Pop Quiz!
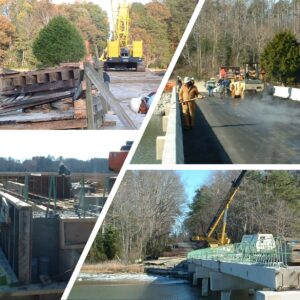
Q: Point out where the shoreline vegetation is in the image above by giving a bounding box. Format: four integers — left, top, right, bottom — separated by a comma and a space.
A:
81, 261, 145, 274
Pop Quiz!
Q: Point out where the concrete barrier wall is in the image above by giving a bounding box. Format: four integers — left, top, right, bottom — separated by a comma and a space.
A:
0, 191, 32, 284
161, 87, 184, 164
290, 88, 300, 101
274, 86, 300, 101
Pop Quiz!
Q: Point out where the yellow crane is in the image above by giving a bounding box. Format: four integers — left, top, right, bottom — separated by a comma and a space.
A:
192, 171, 247, 248
100, 0, 145, 72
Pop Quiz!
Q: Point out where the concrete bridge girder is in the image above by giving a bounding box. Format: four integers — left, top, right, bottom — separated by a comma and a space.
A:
210, 271, 262, 291
189, 259, 300, 300
220, 263, 300, 291
256, 291, 300, 300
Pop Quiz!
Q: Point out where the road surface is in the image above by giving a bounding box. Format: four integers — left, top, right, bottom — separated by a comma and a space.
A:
183, 93, 300, 164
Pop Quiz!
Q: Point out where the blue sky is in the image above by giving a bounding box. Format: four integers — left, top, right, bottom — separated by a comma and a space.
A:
177, 170, 214, 205
171, 170, 215, 232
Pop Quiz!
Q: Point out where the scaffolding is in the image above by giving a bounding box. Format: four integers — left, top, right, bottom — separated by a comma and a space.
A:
188, 237, 288, 268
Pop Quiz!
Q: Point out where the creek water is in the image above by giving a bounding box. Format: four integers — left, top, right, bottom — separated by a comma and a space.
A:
68, 274, 254, 300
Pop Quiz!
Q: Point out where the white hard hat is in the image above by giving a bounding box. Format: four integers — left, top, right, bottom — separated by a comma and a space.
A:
184, 77, 191, 84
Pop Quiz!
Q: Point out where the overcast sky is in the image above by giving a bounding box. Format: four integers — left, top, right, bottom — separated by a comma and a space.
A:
53, 0, 152, 31
0, 131, 136, 161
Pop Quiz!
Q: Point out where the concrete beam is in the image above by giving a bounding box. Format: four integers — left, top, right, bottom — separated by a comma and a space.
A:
221, 291, 231, 300
202, 278, 209, 296
256, 291, 300, 300
201, 259, 220, 271
210, 272, 262, 291
0, 191, 32, 284
156, 136, 165, 161
220, 262, 300, 290
161, 87, 184, 164
162, 115, 169, 132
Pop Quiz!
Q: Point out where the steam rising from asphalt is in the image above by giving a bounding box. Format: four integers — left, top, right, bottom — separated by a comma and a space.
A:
226, 93, 300, 125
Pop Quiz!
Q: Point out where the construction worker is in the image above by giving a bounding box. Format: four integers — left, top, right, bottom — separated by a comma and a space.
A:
206, 78, 216, 97
176, 76, 183, 93
179, 77, 201, 129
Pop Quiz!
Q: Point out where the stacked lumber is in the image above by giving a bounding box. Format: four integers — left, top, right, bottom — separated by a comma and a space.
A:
0, 66, 87, 129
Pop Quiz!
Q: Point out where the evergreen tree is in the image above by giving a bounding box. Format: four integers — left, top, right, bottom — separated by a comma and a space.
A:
103, 225, 122, 260
33, 16, 85, 66
261, 31, 300, 85
86, 233, 107, 263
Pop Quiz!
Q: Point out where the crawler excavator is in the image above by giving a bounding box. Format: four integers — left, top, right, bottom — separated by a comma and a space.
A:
100, 1, 145, 72
191, 170, 247, 248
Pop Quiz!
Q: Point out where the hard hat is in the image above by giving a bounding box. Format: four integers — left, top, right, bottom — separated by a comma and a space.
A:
184, 77, 191, 84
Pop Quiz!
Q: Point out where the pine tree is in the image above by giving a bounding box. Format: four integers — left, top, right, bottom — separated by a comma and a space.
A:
33, 16, 85, 66
261, 31, 300, 85
103, 226, 122, 260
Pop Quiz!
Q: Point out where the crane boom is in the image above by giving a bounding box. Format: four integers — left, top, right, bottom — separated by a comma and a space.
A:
191, 171, 247, 247
101, 0, 145, 71
206, 170, 247, 238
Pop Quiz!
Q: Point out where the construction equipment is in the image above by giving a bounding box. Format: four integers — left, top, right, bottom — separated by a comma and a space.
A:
244, 63, 265, 92
100, 1, 145, 72
229, 63, 264, 98
219, 66, 241, 80
191, 170, 247, 248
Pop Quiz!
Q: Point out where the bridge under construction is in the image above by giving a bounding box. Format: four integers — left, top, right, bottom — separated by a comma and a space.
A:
188, 236, 300, 300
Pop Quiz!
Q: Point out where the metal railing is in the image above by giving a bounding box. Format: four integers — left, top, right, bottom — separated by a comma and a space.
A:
188, 237, 288, 268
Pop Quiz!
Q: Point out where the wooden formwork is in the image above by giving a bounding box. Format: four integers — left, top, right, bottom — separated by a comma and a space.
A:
0, 67, 83, 95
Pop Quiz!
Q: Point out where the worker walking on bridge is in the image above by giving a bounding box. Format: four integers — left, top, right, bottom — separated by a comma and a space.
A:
179, 77, 201, 129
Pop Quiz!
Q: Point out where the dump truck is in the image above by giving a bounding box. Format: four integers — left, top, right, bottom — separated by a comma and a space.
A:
100, 2, 145, 72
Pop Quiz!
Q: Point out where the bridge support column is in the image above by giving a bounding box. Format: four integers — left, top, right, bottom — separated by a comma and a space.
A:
202, 278, 209, 296
192, 265, 210, 287
210, 271, 261, 291
256, 291, 300, 300
221, 290, 231, 300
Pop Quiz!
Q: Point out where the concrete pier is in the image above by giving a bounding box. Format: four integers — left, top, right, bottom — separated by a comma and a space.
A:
188, 258, 300, 299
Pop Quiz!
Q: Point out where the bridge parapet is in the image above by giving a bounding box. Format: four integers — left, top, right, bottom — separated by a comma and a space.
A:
156, 87, 184, 164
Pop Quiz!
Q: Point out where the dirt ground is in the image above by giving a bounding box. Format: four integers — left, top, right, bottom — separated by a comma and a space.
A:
105, 69, 164, 129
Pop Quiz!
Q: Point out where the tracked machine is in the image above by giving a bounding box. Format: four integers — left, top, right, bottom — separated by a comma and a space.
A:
100, 1, 145, 72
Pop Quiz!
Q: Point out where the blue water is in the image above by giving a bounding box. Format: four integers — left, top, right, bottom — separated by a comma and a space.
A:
68, 274, 253, 300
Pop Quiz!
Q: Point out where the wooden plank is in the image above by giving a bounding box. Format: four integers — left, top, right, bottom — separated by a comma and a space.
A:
61, 70, 71, 80
49, 72, 59, 82
37, 73, 49, 83
84, 62, 136, 129
25, 75, 36, 85
1, 78, 81, 96
0, 118, 87, 129
0, 110, 74, 124
13, 76, 25, 86
84, 74, 95, 129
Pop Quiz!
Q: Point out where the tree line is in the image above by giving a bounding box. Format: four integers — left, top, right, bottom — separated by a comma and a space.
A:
185, 171, 300, 243
0, 156, 110, 173
87, 170, 300, 264
175, 0, 300, 84
130, 0, 196, 68
86, 170, 185, 263
0, 0, 196, 69
0, 0, 109, 68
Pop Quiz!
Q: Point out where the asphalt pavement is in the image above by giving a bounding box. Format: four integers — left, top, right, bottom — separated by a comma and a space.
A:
183, 93, 300, 164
